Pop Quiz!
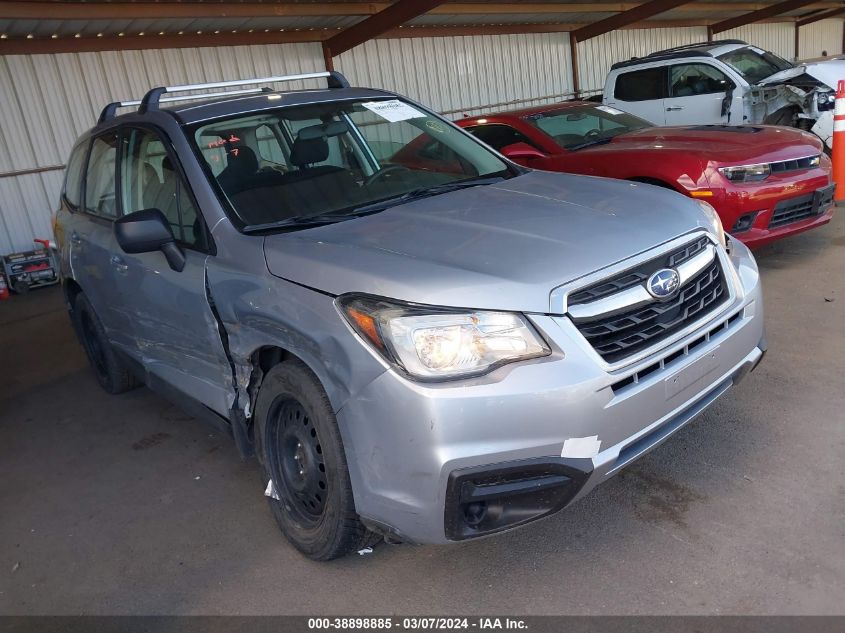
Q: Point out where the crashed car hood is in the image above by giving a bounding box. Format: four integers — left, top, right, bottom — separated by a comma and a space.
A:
757, 60, 845, 89
801, 60, 845, 90
262, 171, 711, 313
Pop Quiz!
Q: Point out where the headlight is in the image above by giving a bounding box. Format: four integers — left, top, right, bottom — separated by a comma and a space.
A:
338, 295, 551, 380
718, 163, 770, 182
696, 199, 726, 248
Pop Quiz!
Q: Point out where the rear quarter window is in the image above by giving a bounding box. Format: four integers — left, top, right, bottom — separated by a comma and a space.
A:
615, 67, 667, 101
63, 141, 88, 208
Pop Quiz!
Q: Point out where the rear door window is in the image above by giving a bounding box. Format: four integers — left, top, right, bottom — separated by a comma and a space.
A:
83, 132, 119, 218
614, 67, 667, 101
63, 141, 88, 209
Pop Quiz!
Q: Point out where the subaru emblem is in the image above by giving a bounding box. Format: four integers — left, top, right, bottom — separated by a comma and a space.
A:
647, 268, 680, 299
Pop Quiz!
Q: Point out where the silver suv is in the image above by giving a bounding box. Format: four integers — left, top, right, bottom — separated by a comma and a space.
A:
56, 72, 766, 560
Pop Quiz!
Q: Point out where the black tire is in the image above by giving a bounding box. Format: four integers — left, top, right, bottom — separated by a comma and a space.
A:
765, 107, 797, 128
12, 279, 29, 294
73, 293, 139, 394
255, 360, 376, 560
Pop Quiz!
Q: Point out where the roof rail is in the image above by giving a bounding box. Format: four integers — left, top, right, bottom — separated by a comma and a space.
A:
645, 39, 747, 57
609, 40, 750, 71
98, 71, 350, 123
98, 87, 272, 124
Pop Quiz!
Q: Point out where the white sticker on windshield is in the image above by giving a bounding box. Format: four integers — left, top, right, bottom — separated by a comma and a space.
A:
362, 100, 426, 122
596, 105, 624, 116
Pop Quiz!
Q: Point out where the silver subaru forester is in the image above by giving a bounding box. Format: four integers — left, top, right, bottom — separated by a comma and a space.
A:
55, 72, 766, 559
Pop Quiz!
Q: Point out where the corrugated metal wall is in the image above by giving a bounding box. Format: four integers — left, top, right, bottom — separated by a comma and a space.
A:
0, 42, 325, 254
335, 33, 573, 118
721, 22, 795, 59
576, 27, 708, 93
799, 19, 844, 60
2, 22, 843, 254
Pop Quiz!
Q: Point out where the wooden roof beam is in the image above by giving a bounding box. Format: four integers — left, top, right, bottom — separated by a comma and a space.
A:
570, 0, 694, 42
0, 29, 327, 56
796, 6, 845, 26
3, 2, 845, 21
710, 0, 820, 34
322, 0, 446, 60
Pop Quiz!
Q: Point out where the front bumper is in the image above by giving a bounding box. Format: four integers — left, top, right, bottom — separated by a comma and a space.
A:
336, 238, 765, 545
707, 168, 834, 249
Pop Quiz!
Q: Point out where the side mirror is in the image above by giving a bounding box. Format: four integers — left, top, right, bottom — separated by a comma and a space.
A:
500, 142, 546, 164
114, 208, 185, 272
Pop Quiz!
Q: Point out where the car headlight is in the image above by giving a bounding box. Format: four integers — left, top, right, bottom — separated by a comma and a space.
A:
338, 295, 551, 380
696, 199, 726, 248
718, 163, 770, 182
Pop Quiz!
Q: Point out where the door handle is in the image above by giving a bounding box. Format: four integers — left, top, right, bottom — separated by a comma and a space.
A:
666, 106, 684, 111
70, 232, 82, 245
110, 255, 128, 273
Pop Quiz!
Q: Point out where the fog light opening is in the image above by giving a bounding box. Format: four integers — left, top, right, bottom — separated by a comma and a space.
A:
463, 501, 488, 527
731, 212, 758, 233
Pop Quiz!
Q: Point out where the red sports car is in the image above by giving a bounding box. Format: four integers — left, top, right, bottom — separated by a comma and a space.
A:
447, 102, 833, 248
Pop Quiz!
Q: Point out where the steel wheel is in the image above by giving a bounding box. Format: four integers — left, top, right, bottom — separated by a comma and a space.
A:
268, 397, 328, 526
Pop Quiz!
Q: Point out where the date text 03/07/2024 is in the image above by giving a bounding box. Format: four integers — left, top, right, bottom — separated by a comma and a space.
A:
307, 617, 528, 630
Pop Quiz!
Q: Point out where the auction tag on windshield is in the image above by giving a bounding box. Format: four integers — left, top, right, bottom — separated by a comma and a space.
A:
596, 105, 624, 116
362, 99, 426, 122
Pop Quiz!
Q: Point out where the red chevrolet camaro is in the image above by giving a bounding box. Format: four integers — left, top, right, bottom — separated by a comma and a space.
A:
439, 102, 834, 248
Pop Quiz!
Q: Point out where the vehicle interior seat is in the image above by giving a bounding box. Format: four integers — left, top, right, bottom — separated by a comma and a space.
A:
217, 145, 260, 195
230, 124, 360, 225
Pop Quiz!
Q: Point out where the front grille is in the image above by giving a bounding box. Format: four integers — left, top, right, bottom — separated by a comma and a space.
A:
568, 237, 729, 364
768, 185, 833, 229
769, 154, 821, 175
569, 236, 709, 305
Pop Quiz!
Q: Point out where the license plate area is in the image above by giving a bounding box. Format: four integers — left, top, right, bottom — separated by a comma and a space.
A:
814, 183, 835, 212
665, 346, 721, 399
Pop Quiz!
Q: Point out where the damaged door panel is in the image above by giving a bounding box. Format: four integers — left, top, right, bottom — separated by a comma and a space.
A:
115, 247, 234, 417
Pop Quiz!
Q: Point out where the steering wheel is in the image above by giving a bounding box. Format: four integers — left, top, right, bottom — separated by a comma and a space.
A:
365, 164, 410, 187
584, 128, 602, 139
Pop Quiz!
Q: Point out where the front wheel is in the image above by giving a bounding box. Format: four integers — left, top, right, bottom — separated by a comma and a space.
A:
255, 360, 377, 560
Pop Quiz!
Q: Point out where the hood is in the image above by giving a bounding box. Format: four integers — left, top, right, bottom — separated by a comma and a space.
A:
802, 59, 845, 90
596, 125, 824, 164
262, 171, 711, 313
757, 61, 843, 90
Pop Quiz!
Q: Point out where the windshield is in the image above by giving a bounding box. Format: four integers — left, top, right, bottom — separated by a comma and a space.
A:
524, 105, 652, 149
717, 46, 794, 84
191, 98, 512, 229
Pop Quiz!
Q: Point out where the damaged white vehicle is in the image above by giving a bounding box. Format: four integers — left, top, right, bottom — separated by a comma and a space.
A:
603, 39, 840, 150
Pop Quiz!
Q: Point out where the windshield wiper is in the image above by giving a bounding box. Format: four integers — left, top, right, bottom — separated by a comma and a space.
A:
346, 176, 505, 215
242, 214, 355, 234
567, 137, 615, 152
241, 176, 504, 234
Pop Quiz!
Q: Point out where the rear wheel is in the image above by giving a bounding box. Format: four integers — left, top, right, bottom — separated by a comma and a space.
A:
255, 360, 376, 560
73, 293, 139, 394
764, 106, 797, 128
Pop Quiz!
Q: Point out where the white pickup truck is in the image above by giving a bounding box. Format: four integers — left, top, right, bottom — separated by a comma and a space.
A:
602, 39, 843, 150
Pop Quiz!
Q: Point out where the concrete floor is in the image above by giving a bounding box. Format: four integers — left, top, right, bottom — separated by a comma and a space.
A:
1, 219, 843, 616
